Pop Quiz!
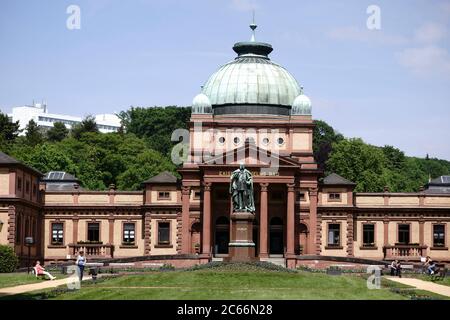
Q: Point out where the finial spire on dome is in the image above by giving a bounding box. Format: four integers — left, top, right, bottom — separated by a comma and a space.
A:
250, 10, 257, 42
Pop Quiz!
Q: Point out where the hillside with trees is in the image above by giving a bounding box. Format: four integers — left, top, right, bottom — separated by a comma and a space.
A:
0, 108, 449, 192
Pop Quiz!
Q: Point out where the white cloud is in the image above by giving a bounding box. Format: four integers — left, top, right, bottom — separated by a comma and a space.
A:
396, 45, 450, 76
414, 22, 446, 43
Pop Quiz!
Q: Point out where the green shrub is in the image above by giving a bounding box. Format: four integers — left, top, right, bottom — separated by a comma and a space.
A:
0, 245, 19, 273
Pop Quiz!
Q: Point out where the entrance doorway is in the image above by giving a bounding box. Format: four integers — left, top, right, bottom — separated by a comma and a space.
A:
214, 216, 229, 255
269, 217, 284, 255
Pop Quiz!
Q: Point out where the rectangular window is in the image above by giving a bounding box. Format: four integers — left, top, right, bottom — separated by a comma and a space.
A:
87, 223, 100, 242
17, 177, 22, 191
433, 225, 445, 247
362, 224, 375, 247
123, 223, 136, 244
25, 181, 30, 194
398, 224, 410, 244
158, 191, 171, 200
194, 191, 201, 200
51, 223, 64, 245
32, 184, 37, 196
158, 222, 170, 245
327, 224, 341, 246
328, 193, 341, 201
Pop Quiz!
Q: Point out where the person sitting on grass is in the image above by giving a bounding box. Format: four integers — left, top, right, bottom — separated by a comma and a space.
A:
34, 261, 56, 280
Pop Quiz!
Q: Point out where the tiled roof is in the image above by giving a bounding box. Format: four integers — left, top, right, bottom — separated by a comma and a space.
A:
323, 173, 356, 186
143, 171, 178, 184
0, 151, 43, 176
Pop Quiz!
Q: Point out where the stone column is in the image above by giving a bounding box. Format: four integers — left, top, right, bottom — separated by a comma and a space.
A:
201, 182, 212, 257
181, 186, 191, 254
108, 214, 114, 245
383, 218, 389, 246
259, 183, 269, 258
308, 187, 318, 254
144, 212, 151, 255
346, 212, 354, 257
286, 183, 295, 255
72, 215, 79, 244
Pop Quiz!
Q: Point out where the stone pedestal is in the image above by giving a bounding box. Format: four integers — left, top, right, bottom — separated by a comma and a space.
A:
226, 211, 256, 262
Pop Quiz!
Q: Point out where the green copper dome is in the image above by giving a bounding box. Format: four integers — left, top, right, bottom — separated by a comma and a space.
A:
201, 24, 301, 116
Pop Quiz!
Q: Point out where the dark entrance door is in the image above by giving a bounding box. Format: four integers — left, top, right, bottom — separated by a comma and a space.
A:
215, 216, 229, 254
269, 217, 284, 254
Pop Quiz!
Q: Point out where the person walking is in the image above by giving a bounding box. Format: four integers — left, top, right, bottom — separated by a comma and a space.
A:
76, 250, 86, 281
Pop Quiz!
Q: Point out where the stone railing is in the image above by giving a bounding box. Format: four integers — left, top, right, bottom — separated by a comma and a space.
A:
68, 243, 114, 259
383, 244, 427, 261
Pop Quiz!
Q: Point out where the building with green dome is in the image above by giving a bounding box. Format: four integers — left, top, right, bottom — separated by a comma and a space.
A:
0, 23, 449, 270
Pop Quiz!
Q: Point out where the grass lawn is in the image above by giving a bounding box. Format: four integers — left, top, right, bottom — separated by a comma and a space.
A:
1, 262, 433, 300
0, 269, 67, 289
0, 273, 44, 289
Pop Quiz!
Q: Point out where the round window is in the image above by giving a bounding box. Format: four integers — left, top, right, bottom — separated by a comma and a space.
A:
277, 137, 284, 145
262, 137, 269, 145
233, 137, 240, 144
218, 137, 225, 144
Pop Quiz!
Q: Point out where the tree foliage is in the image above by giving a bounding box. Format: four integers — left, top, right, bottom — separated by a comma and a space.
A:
0, 245, 18, 273
0, 112, 20, 152
119, 106, 191, 156
25, 119, 44, 146
313, 120, 344, 170
71, 115, 99, 139
47, 122, 69, 142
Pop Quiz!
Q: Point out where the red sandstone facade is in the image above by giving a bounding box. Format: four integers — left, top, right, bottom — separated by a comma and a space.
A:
1, 111, 450, 269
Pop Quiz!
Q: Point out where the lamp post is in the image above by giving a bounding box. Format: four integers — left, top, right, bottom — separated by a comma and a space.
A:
25, 237, 34, 274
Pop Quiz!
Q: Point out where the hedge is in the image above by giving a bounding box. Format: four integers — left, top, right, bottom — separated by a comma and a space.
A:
0, 245, 19, 273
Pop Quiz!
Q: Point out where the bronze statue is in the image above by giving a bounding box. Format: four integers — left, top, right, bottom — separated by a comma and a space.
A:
230, 163, 255, 213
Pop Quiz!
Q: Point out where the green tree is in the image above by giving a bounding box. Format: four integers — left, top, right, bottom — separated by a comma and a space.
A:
0, 112, 21, 152
313, 120, 344, 170
0, 245, 19, 273
71, 115, 99, 139
12, 143, 77, 174
382, 145, 406, 171
326, 138, 388, 192
117, 149, 176, 190
24, 119, 44, 146
119, 106, 191, 156
47, 122, 69, 142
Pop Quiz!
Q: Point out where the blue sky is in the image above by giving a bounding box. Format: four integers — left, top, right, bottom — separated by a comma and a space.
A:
1, 0, 449, 160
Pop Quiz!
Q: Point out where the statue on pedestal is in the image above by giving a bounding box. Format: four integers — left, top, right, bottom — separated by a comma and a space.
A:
229, 163, 255, 213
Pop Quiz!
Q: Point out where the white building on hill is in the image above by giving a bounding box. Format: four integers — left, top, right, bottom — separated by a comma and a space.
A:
8, 102, 121, 134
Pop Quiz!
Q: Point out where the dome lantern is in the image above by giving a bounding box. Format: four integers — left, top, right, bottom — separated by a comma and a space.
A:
291, 87, 312, 115
192, 88, 212, 114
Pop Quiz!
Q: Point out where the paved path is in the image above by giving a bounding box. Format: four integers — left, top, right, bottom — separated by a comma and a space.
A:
0, 276, 92, 297
385, 276, 450, 298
